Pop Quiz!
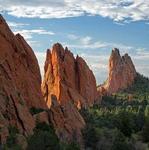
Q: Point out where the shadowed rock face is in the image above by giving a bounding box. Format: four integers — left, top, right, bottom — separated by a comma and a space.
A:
42, 43, 99, 145
99, 48, 137, 95
42, 43, 98, 109
0, 15, 47, 143
49, 95, 85, 146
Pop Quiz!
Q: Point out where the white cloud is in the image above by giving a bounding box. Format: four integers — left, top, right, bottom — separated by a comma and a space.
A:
66, 34, 107, 49
27, 40, 41, 47
7, 21, 29, 27
65, 34, 134, 51
14, 29, 54, 39
67, 34, 79, 40
0, 0, 149, 22
80, 36, 92, 45
113, 22, 125, 26
7, 21, 55, 47
65, 42, 107, 49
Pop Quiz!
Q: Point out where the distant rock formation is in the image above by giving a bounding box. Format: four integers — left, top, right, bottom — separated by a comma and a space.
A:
0, 15, 47, 143
41, 43, 99, 144
98, 48, 137, 95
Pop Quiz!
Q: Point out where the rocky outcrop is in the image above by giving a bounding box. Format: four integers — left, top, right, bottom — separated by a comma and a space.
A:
33, 111, 49, 125
99, 48, 137, 95
42, 43, 98, 144
42, 43, 97, 109
0, 15, 47, 143
49, 95, 85, 145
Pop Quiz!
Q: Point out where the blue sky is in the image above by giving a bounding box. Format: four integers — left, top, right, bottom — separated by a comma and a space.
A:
0, 0, 149, 84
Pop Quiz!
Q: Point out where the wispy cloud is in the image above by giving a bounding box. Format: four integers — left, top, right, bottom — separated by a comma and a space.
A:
27, 40, 41, 47
80, 36, 92, 45
65, 34, 134, 51
0, 0, 149, 23
7, 21, 29, 27
13, 29, 55, 47
113, 22, 125, 26
14, 29, 54, 39
67, 34, 79, 40
7, 21, 55, 47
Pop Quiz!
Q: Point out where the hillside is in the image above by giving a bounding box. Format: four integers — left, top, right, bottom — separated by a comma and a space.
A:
81, 73, 149, 150
122, 73, 149, 100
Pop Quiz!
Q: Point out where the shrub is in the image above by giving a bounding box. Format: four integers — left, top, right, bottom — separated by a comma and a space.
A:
27, 122, 60, 150
30, 107, 45, 115
60, 142, 80, 150
3, 126, 21, 150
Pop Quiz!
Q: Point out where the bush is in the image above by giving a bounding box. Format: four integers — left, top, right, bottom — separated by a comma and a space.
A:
3, 126, 21, 150
111, 131, 135, 150
142, 118, 149, 142
30, 107, 45, 115
27, 122, 80, 150
83, 125, 99, 149
60, 142, 80, 150
27, 122, 60, 150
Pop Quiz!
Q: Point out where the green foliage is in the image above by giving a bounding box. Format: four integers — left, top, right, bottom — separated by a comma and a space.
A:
27, 122, 60, 150
81, 74, 149, 150
30, 107, 45, 115
83, 125, 99, 149
60, 142, 80, 150
111, 131, 135, 150
3, 126, 21, 150
27, 122, 80, 150
142, 118, 149, 142
122, 73, 149, 101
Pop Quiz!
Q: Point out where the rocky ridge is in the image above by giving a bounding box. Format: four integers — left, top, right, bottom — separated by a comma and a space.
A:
0, 14, 47, 144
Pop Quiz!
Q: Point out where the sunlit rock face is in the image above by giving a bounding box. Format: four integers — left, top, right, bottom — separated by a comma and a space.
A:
42, 43, 98, 109
0, 15, 47, 143
42, 43, 100, 145
98, 48, 137, 95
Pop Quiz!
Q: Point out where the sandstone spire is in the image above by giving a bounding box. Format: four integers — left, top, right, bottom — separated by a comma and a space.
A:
99, 48, 137, 95
42, 43, 98, 109
41, 43, 99, 144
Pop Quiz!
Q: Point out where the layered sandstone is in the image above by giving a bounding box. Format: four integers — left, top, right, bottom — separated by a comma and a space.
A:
99, 48, 137, 95
0, 15, 47, 143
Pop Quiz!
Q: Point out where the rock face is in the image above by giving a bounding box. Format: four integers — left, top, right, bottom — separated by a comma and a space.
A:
42, 43, 97, 109
42, 43, 98, 144
0, 15, 47, 143
99, 48, 137, 95
49, 95, 85, 145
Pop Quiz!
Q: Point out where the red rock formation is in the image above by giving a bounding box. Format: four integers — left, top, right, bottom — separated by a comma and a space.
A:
99, 48, 137, 95
0, 15, 47, 143
42, 43, 98, 109
49, 95, 85, 145
34, 111, 49, 125
42, 43, 99, 145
